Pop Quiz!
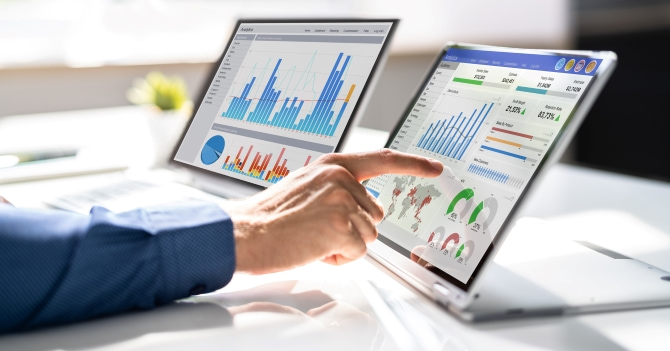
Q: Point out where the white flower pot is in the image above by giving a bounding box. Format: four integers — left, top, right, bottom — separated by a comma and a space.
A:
145, 108, 189, 168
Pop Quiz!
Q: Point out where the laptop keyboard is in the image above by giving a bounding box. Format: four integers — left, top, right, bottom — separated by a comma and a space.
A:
60, 180, 157, 204
45, 179, 223, 214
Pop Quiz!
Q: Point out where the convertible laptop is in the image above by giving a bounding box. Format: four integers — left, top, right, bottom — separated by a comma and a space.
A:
46, 18, 398, 212
365, 42, 670, 320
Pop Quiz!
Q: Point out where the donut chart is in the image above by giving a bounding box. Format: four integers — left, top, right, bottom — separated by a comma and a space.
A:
201, 135, 225, 165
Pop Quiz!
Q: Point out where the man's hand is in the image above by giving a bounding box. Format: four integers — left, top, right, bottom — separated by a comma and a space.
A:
223, 149, 443, 274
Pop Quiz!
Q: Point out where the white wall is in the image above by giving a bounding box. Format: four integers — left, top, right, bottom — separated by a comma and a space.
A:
0, 0, 574, 133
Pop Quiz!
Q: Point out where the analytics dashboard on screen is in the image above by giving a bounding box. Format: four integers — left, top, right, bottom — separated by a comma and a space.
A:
174, 20, 395, 187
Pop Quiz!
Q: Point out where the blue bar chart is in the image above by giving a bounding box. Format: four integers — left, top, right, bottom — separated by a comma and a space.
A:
221, 53, 356, 137
416, 102, 493, 160
222, 76, 257, 121
466, 163, 524, 188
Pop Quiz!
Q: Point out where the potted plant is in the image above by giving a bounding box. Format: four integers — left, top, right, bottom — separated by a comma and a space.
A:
126, 71, 193, 167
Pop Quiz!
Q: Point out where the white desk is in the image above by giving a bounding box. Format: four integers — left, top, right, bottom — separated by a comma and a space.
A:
1, 107, 670, 350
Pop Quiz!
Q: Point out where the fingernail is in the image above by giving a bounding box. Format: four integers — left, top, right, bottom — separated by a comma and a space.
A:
428, 159, 443, 171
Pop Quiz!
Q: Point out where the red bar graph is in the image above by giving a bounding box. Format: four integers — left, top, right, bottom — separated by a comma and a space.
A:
221, 144, 313, 184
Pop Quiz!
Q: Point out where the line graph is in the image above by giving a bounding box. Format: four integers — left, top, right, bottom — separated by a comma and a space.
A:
416, 102, 493, 160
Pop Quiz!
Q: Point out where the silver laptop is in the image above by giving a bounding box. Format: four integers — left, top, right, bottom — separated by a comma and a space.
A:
364, 42, 670, 320
46, 18, 398, 212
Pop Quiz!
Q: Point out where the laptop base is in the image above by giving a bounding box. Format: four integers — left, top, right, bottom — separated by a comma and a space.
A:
453, 218, 670, 322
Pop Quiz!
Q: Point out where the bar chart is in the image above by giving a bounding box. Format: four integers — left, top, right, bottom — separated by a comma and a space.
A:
466, 163, 524, 188
221, 144, 313, 184
478, 125, 557, 165
415, 102, 494, 161
221, 52, 357, 137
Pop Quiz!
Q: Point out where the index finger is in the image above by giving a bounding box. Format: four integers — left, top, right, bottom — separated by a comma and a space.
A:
325, 149, 443, 181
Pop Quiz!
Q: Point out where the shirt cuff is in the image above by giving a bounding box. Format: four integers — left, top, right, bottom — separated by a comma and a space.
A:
148, 201, 236, 302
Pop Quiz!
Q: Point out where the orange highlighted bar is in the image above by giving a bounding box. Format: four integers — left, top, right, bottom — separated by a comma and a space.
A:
266, 148, 287, 180
234, 146, 244, 170
280, 159, 288, 177
486, 136, 521, 148
249, 153, 261, 171
260, 154, 271, 171
491, 127, 533, 140
344, 84, 356, 103
273, 148, 286, 170
241, 145, 254, 170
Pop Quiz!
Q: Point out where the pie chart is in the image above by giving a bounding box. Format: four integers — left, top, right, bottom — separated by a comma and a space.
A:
200, 135, 225, 165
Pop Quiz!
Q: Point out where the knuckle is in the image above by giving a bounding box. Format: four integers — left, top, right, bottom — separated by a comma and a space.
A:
377, 148, 395, 157
372, 196, 384, 213
327, 187, 356, 204
350, 240, 368, 257
320, 164, 353, 182
359, 214, 378, 239
365, 189, 384, 211
375, 148, 397, 172
327, 210, 351, 232
317, 153, 343, 165
376, 148, 396, 162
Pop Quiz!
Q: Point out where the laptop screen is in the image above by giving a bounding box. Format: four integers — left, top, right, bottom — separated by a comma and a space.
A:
173, 19, 396, 188
365, 44, 612, 289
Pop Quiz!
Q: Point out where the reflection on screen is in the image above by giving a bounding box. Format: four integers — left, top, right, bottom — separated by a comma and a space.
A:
366, 48, 601, 284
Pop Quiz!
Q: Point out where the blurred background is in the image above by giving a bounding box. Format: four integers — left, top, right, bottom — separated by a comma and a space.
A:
1, 0, 668, 180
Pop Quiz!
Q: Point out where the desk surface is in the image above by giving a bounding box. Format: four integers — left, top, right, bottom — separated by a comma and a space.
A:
1, 107, 670, 350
